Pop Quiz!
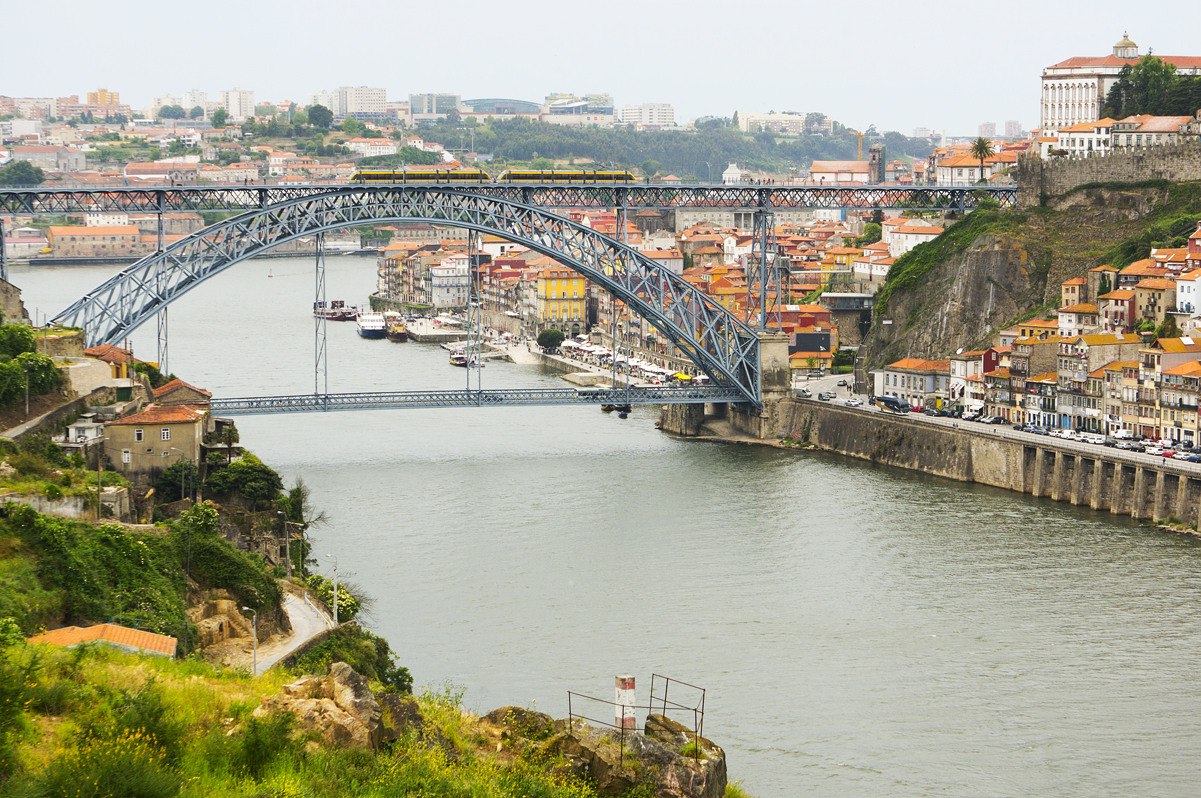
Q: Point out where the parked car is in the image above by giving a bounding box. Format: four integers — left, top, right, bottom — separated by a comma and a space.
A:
1112, 429, 1134, 440
987, 416, 1005, 425
1145, 446, 1165, 456
1116, 441, 1138, 450
837, 379, 849, 387
1182, 453, 1201, 463
844, 398, 864, 407
1083, 434, 1106, 445
798, 388, 812, 398
962, 411, 981, 422
817, 391, 835, 401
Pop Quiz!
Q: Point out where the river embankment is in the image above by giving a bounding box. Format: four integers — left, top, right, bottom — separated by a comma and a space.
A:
680, 398, 1201, 531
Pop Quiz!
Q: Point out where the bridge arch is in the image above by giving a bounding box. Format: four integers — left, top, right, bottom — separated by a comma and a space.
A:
52, 187, 762, 403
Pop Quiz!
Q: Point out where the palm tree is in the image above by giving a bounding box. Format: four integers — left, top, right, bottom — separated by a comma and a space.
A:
970, 137, 995, 184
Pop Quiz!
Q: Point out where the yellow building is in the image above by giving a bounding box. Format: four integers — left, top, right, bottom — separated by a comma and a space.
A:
535, 266, 587, 334
87, 88, 120, 106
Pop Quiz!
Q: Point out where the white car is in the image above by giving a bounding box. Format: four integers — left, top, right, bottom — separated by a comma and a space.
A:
843, 398, 864, 407
1145, 446, 1165, 456
1083, 434, 1106, 445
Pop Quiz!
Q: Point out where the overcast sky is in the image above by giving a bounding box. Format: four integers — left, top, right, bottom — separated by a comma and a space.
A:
5, 0, 1197, 134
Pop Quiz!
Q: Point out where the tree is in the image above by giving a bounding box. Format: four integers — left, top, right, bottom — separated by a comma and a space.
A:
1098, 273, 1112, 297
157, 104, 186, 119
856, 222, 882, 246
537, 328, 565, 351
188, 105, 204, 119
307, 103, 333, 130
1155, 315, 1181, 339
0, 160, 45, 186
970, 137, 994, 184
445, 107, 461, 124
220, 424, 240, 464
210, 108, 229, 127
155, 459, 198, 503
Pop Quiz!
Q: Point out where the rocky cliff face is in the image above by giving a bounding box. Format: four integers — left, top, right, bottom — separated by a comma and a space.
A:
862, 182, 1201, 367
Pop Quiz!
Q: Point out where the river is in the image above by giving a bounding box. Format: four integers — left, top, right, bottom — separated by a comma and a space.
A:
12, 256, 1201, 797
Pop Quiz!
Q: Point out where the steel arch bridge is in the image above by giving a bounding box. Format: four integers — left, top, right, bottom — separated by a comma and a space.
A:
50, 187, 764, 404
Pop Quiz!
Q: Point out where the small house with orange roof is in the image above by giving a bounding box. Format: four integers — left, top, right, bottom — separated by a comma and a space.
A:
1134, 278, 1177, 324
103, 403, 208, 479
1061, 277, 1088, 308
28, 623, 177, 658
1097, 289, 1136, 332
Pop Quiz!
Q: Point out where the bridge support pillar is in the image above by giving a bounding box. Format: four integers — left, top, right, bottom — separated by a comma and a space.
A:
727, 332, 792, 440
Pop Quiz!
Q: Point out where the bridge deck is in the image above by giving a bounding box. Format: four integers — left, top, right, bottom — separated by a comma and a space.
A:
0, 182, 1017, 214
210, 385, 745, 415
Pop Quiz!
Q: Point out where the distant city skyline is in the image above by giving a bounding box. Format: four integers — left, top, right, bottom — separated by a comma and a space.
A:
5, 0, 1199, 135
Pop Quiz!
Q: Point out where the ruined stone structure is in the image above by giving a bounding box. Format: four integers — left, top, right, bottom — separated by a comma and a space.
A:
1016, 142, 1201, 205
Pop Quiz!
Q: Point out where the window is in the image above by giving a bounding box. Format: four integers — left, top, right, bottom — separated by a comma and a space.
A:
134, 428, 143, 442
121, 449, 130, 464
161, 428, 171, 441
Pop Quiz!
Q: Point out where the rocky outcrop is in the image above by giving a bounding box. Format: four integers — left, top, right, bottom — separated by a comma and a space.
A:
254, 662, 422, 750
532, 714, 726, 798
863, 183, 1199, 367
188, 590, 252, 648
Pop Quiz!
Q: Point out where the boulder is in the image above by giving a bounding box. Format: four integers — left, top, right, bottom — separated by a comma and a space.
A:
254, 661, 384, 750
483, 705, 555, 741
540, 715, 726, 798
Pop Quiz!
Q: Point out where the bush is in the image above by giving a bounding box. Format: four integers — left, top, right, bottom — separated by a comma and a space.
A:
204, 453, 283, 507
226, 711, 296, 780
173, 504, 280, 612
288, 623, 412, 694
304, 573, 359, 621
34, 731, 181, 798
44, 484, 62, 501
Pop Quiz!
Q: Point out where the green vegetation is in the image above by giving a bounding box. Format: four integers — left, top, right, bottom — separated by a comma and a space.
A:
204, 452, 284, 509
0, 434, 129, 500
157, 104, 187, 120
537, 328, 566, 350
287, 623, 411, 693
0, 161, 44, 186
1103, 55, 1201, 118
875, 206, 1028, 313
307, 103, 333, 131
724, 782, 754, 798
970, 137, 994, 184
210, 108, 229, 127
304, 573, 360, 621
0, 502, 279, 651
854, 222, 881, 247
0, 642, 601, 797
359, 147, 442, 168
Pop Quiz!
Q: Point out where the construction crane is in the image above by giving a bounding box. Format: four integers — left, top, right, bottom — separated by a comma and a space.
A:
847, 129, 864, 160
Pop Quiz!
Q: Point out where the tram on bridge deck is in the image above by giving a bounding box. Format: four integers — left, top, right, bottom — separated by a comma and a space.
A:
350, 168, 637, 184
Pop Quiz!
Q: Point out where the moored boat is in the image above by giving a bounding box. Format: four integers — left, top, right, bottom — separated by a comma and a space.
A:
314, 299, 357, 321
383, 311, 408, 342
356, 312, 387, 339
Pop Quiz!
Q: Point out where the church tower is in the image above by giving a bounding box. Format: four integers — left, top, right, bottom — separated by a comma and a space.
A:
1113, 32, 1139, 60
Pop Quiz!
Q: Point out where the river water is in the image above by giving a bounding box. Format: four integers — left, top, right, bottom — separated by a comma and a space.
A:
12, 256, 1201, 797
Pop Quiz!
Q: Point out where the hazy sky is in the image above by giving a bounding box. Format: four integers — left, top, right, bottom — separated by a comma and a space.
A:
5, 0, 1198, 134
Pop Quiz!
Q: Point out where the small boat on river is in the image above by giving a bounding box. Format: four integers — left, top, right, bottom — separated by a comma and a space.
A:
384, 312, 408, 342
356, 312, 387, 339
314, 299, 357, 321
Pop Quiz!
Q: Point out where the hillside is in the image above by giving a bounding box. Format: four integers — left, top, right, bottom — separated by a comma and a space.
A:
862, 180, 1201, 367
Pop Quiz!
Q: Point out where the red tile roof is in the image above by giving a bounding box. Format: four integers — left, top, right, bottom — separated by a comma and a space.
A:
107, 404, 206, 426
27, 623, 177, 657
151, 378, 212, 400
84, 344, 134, 364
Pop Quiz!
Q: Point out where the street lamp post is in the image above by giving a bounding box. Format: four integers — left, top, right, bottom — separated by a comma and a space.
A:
21, 360, 30, 419
325, 554, 339, 624
241, 606, 258, 675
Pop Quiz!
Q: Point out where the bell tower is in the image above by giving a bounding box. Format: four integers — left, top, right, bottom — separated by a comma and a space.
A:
1113, 32, 1139, 60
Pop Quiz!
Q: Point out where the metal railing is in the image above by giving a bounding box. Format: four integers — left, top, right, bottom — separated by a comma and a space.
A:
210, 385, 745, 415
566, 674, 707, 766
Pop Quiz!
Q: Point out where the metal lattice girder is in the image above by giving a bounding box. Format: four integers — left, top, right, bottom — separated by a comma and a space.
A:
51, 188, 764, 404
0, 183, 1018, 215
211, 385, 746, 415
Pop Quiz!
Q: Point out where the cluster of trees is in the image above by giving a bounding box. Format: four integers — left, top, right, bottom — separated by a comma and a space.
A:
0, 161, 44, 186
359, 146, 441, 168
407, 117, 932, 179
0, 324, 59, 406
1103, 55, 1201, 119
157, 105, 205, 120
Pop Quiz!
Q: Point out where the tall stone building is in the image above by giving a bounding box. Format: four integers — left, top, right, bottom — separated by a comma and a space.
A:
1040, 33, 1201, 134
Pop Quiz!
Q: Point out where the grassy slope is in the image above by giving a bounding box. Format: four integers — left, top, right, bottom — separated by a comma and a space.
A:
0, 644, 600, 798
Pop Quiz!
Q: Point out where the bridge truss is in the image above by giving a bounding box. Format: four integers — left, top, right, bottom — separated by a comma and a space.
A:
0, 182, 1017, 216
211, 385, 744, 415
49, 187, 764, 404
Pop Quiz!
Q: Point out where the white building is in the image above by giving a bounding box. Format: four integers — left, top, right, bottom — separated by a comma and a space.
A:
430, 256, 470, 310
621, 103, 675, 128
345, 138, 398, 157
809, 160, 870, 184
84, 212, 130, 227
219, 88, 256, 121
312, 86, 387, 119
887, 223, 944, 257
1177, 271, 1201, 314
1055, 118, 1116, 157
721, 163, 743, 185
1040, 33, 1201, 134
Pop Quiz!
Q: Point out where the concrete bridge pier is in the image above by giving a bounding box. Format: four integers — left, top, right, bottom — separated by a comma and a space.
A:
727, 332, 793, 439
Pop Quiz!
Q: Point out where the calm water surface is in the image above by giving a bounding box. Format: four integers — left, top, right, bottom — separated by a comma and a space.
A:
13, 257, 1201, 797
